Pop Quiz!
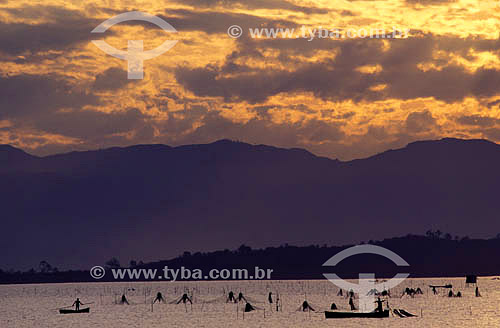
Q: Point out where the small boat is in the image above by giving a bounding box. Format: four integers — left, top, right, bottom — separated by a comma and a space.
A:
59, 308, 90, 314
325, 310, 389, 319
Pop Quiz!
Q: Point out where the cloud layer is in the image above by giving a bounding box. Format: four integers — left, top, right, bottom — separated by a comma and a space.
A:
0, 0, 499, 159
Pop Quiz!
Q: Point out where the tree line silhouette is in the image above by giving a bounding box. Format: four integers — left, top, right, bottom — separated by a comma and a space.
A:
2, 231, 500, 284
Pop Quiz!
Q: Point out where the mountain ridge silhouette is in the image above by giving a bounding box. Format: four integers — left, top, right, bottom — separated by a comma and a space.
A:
1, 138, 500, 270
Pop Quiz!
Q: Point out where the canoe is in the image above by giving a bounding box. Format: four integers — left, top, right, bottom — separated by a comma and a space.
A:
325, 310, 389, 319
59, 308, 90, 314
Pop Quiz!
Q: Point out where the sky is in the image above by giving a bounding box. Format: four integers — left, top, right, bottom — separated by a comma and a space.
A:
0, 0, 499, 160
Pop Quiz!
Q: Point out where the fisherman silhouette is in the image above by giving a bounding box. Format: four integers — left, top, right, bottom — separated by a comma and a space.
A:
268, 292, 273, 304
403, 287, 418, 297
302, 300, 314, 312
337, 289, 343, 297
476, 286, 481, 297
154, 292, 165, 304
349, 289, 355, 298
331, 302, 338, 310
432, 286, 437, 295
374, 297, 384, 312
238, 292, 247, 303
456, 291, 462, 297
72, 298, 83, 311
227, 291, 236, 303
349, 297, 356, 311
177, 293, 192, 304
120, 294, 129, 305
448, 290, 454, 297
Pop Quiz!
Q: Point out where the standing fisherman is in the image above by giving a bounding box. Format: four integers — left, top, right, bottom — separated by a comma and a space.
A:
374, 297, 385, 312
154, 292, 165, 303
177, 293, 193, 304
120, 294, 130, 305
349, 296, 356, 311
227, 291, 236, 303
72, 298, 84, 311
301, 300, 314, 312
238, 292, 247, 303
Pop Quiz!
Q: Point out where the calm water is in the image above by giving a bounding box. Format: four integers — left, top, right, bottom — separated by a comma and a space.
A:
0, 277, 496, 327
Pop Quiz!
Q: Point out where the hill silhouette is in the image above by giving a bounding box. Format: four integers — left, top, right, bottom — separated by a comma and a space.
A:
2, 232, 500, 283
1, 138, 500, 270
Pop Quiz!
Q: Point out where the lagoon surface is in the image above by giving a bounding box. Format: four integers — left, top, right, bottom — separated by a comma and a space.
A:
0, 278, 497, 327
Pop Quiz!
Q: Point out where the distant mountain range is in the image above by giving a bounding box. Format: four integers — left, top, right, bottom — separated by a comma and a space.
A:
1, 138, 500, 270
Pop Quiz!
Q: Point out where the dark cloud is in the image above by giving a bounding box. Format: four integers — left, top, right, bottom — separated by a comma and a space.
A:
385, 66, 498, 102
304, 119, 345, 142
92, 67, 132, 91
484, 128, 500, 141
340, 10, 356, 16
406, 111, 437, 133
160, 9, 299, 35
175, 34, 500, 104
0, 6, 100, 56
0, 74, 98, 120
487, 99, 500, 108
31, 108, 147, 140
171, 0, 328, 14
456, 115, 500, 128
405, 0, 457, 4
